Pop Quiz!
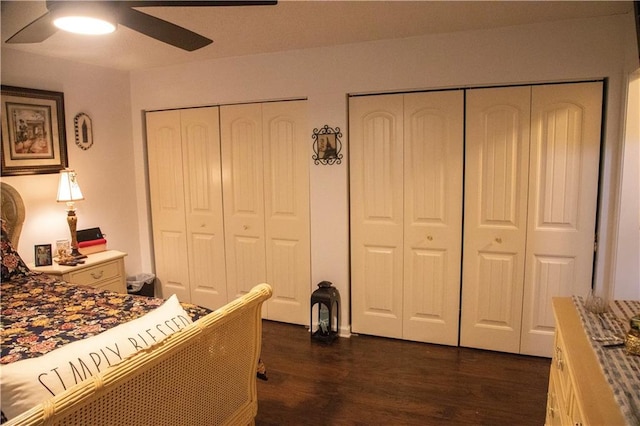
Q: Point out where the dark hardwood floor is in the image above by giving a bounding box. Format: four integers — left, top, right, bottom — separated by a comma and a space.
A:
256, 320, 551, 425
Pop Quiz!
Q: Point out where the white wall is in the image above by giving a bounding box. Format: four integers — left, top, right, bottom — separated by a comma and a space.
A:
614, 69, 640, 300
129, 13, 639, 330
1, 49, 142, 275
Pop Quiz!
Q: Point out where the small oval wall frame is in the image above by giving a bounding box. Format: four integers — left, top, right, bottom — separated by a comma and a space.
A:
74, 112, 93, 150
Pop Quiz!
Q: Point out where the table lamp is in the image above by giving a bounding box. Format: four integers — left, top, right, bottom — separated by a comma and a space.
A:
56, 169, 86, 259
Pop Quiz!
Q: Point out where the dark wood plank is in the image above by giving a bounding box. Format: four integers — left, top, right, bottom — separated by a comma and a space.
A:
257, 320, 550, 425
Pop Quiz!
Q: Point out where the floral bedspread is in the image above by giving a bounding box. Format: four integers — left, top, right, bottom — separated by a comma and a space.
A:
1, 272, 211, 365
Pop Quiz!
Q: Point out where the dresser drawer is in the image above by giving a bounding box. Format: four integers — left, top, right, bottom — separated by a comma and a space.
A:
552, 328, 571, 407
546, 368, 564, 426
67, 259, 120, 286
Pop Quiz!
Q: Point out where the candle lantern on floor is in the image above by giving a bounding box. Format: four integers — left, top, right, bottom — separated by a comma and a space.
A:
310, 281, 340, 343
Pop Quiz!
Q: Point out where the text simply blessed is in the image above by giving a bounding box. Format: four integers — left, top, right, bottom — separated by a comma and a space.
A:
37, 314, 190, 395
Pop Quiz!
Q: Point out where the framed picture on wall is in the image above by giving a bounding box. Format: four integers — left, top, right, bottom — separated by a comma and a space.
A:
1, 85, 68, 176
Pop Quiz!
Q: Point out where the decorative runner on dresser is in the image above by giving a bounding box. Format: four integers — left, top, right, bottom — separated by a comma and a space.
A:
573, 296, 640, 426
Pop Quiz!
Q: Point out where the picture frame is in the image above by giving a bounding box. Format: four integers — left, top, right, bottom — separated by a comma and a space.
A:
34, 244, 53, 267
1, 85, 68, 176
312, 125, 343, 165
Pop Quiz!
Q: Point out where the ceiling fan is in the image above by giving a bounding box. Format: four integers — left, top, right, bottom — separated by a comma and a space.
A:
5, 0, 277, 52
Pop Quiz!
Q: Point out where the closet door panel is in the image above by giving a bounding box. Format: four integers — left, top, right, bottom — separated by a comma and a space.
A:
461, 86, 531, 353
520, 82, 603, 356
221, 103, 267, 299
350, 94, 404, 338
181, 107, 227, 309
403, 90, 463, 345
146, 110, 190, 302
262, 101, 310, 325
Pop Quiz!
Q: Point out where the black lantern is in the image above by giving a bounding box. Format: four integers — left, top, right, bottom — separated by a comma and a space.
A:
310, 281, 340, 343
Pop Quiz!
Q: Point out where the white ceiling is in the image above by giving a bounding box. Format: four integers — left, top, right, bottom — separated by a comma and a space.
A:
1, 0, 634, 72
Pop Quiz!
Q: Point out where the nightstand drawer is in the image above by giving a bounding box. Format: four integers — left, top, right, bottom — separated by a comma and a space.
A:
68, 259, 120, 286
94, 278, 126, 293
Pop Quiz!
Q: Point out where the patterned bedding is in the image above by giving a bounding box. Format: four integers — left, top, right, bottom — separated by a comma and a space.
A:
1, 272, 212, 365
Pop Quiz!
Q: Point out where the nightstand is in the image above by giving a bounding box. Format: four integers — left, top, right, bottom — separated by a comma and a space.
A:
29, 250, 128, 293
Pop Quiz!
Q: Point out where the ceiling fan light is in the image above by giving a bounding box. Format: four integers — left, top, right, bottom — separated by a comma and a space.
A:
50, 1, 118, 36
53, 16, 116, 35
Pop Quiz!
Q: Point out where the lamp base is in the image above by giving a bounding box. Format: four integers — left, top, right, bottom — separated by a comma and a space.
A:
70, 248, 87, 259
69, 247, 87, 259
64, 206, 87, 260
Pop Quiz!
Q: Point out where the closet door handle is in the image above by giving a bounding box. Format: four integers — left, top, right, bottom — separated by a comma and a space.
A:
495, 237, 502, 244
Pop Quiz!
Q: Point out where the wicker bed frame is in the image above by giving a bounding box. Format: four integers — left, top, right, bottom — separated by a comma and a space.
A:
1, 183, 272, 425
5, 283, 272, 426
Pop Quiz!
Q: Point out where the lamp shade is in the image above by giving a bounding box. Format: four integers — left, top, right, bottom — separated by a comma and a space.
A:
57, 169, 84, 202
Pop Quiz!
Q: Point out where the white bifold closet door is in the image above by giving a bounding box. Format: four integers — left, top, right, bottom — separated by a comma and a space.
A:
220, 100, 310, 325
461, 82, 603, 356
461, 87, 532, 354
521, 82, 603, 356
146, 107, 227, 310
350, 91, 464, 345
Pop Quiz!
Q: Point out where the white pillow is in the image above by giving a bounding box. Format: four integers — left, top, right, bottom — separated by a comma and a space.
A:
0, 294, 192, 421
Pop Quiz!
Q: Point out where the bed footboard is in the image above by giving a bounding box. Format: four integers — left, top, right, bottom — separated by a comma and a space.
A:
6, 284, 273, 426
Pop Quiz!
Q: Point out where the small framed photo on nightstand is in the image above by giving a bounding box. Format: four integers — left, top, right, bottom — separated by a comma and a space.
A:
35, 244, 52, 266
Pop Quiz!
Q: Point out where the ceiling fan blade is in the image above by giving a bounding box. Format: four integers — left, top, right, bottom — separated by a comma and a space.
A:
5, 11, 57, 44
123, 1, 277, 7
118, 7, 212, 51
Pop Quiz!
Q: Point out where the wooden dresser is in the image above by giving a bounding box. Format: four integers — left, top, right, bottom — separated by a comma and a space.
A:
546, 298, 627, 426
29, 250, 127, 294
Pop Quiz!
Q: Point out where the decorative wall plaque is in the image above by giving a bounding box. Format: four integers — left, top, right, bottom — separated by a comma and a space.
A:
74, 112, 93, 150
312, 125, 343, 165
